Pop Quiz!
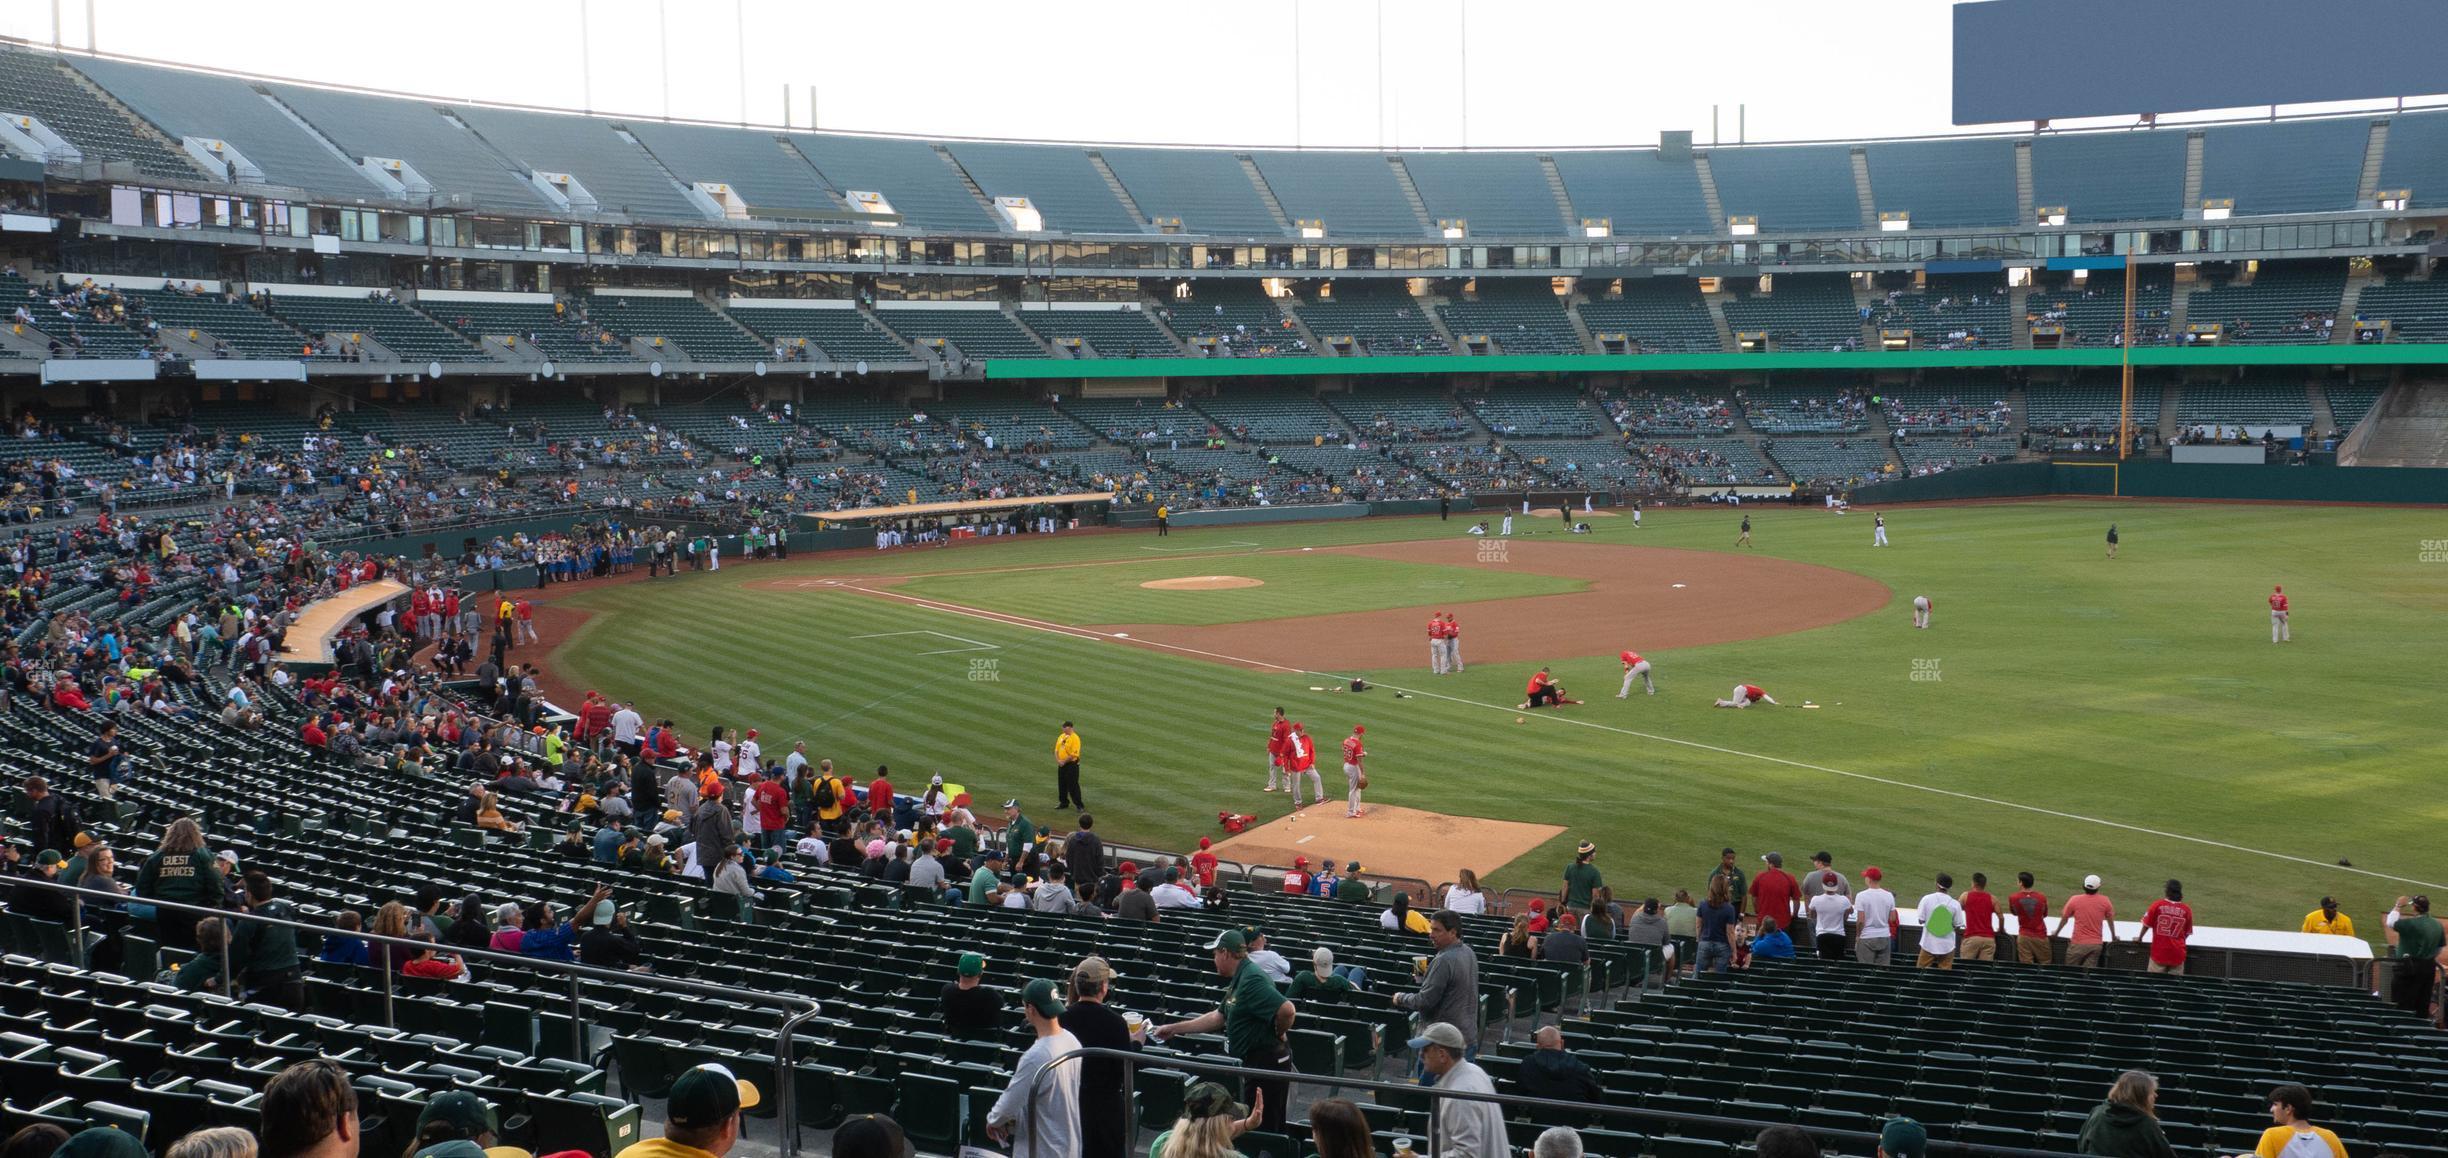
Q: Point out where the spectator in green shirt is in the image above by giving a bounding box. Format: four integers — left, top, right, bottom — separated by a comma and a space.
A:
1707, 847, 1748, 920
1289, 946, 1360, 1000
1002, 800, 1035, 862
970, 850, 1008, 905
1561, 840, 1604, 910
2391, 895, 2443, 1019
1149, 930, 1294, 1133
1334, 862, 1373, 903
177, 917, 229, 993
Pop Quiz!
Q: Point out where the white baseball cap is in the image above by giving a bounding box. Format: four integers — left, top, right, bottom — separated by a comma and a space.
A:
2083, 874, 2102, 889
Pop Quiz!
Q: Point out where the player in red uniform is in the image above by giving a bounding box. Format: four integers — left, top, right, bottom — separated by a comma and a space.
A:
1263, 707, 1292, 793
1520, 667, 1580, 710
1714, 684, 1780, 709
1442, 613, 1464, 672
1285, 723, 1322, 808
2268, 584, 2290, 643
1617, 650, 1654, 697
1427, 612, 1448, 675
1340, 725, 1368, 817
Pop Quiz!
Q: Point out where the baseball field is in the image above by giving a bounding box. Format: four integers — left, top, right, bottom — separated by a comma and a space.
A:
532, 499, 2448, 940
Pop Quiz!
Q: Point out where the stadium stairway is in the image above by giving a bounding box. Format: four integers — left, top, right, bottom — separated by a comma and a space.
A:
2157, 382, 2185, 443
2342, 384, 2448, 466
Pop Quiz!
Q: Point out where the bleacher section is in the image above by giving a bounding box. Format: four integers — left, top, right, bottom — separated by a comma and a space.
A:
1504, 440, 1668, 492
1245, 152, 1423, 237
1056, 398, 1214, 445
1467, 386, 1606, 437
622, 122, 840, 216
1387, 442, 1543, 491
1894, 433, 2019, 473
2177, 379, 2317, 427
723, 303, 916, 364
3, 276, 150, 359
1150, 447, 1325, 503
1161, 283, 1308, 356
2027, 271, 2177, 347
2185, 263, 2346, 345
1877, 385, 2013, 434
68, 55, 377, 199
926, 395, 1098, 451
265, 294, 484, 362
2324, 384, 2384, 430
2024, 381, 2165, 433
1578, 282, 1723, 354
1547, 150, 1716, 234
1191, 388, 1346, 444
2348, 277, 2448, 343
1266, 445, 1440, 500
795, 133, 1001, 234
1630, 437, 1779, 486
1017, 309, 1180, 358
1297, 285, 1450, 356
1705, 145, 1862, 232
945, 142, 1142, 234
1099, 148, 1284, 235
2200, 120, 2369, 216
1863, 138, 2018, 229
2375, 110, 2448, 211
1601, 389, 1735, 436
1438, 283, 1582, 355
1762, 437, 1892, 487
1322, 385, 1474, 443
1742, 386, 1869, 434
431, 299, 629, 363
2030, 130, 2189, 224
1867, 275, 2011, 350
587, 294, 768, 362
266, 83, 554, 214
0, 47, 201, 180
450, 105, 708, 221
1720, 276, 1863, 351
875, 307, 1047, 360
124, 288, 323, 360
1401, 152, 1568, 236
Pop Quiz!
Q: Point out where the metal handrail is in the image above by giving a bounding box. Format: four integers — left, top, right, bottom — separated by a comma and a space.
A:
1027, 1045, 2073, 1158
9, 876, 825, 1156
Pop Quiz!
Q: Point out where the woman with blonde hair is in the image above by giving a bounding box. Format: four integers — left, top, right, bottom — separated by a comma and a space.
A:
1153, 1081, 1263, 1158
369, 901, 415, 972
165, 1126, 257, 1158
1443, 868, 1488, 915
1498, 913, 1539, 958
137, 816, 223, 949
474, 792, 520, 832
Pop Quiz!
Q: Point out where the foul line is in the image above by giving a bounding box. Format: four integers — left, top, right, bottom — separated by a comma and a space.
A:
1136, 539, 1261, 553
849, 629, 1001, 655
831, 581, 2445, 892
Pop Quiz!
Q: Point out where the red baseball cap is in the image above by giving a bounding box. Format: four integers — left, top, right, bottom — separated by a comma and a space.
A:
1293, 856, 1309, 867
1353, 725, 1365, 734
1862, 866, 1883, 881
1198, 836, 1212, 849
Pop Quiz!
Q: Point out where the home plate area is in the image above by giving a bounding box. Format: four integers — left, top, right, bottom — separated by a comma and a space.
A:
1207, 804, 1563, 887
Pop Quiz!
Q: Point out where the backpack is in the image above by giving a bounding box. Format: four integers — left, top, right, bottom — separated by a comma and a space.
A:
813, 777, 837, 809
1926, 900, 1957, 939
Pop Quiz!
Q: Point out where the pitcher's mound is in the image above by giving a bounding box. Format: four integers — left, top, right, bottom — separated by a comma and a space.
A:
1208, 804, 1563, 885
1140, 575, 1264, 590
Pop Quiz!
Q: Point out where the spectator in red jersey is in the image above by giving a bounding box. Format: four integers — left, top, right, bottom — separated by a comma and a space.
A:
1281, 856, 1311, 895
751, 772, 789, 849
2140, 879, 2194, 975
2007, 872, 2052, 964
1959, 872, 2002, 961
2053, 874, 2120, 968
1748, 852, 1801, 933
1190, 837, 1220, 889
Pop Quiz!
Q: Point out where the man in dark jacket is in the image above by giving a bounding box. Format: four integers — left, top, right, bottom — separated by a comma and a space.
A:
1515, 1026, 1603, 1103
231, 871, 304, 1009
1065, 814, 1104, 893
24, 776, 78, 856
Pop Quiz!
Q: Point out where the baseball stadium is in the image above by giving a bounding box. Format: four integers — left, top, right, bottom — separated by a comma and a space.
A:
1, 3, 2445, 1158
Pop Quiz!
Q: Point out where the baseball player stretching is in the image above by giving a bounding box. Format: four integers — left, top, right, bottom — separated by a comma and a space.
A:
2269, 585, 2290, 643
1714, 684, 1780, 708
1342, 725, 1368, 817
1873, 514, 1889, 547
1618, 649, 1655, 697
1285, 723, 1323, 808
1443, 613, 1464, 672
1912, 595, 1932, 629
1427, 612, 1448, 675
1263, 707, 1292, 792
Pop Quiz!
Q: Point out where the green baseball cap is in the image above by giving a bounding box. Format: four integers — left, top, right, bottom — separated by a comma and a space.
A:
957, 952, 985, 977
667, 1064, 760, 1129
415, 1091, 500, 1139
1880, 1118, 1929, 1158
1022, 978, 1066, 1018
1204, 929, 1245, 953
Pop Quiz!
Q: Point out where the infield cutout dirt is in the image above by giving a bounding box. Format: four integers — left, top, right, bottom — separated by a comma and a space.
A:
1088, 538, 1890, 670
1208, 804, 1563, 888
1139, 575, 1264, 591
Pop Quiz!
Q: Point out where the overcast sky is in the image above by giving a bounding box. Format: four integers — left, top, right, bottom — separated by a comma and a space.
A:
3, 0, 2425, 148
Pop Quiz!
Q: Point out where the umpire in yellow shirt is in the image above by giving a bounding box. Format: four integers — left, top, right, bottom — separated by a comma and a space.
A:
1054, 721, 1085, 810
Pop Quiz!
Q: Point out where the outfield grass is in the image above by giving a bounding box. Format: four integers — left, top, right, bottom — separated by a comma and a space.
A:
894, 551, 1585, 626
547, 501, 2448, 941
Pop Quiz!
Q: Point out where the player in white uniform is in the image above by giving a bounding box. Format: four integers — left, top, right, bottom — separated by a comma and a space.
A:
1912, 595, 1932, 629
1500, 513, 1514, 536
1617, 649, 1655, 697
1873, 514, 1889, 547
1631, 502, 1642, 528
